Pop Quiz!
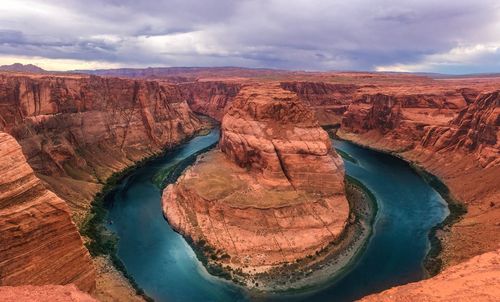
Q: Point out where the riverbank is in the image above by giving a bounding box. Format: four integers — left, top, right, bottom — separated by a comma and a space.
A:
410, 166, 467, 276
334, 131, 467, 277
177, 170, 378, 293
244, 175, 377, 293
96, 131, 452, 301
80, 123, 215, 302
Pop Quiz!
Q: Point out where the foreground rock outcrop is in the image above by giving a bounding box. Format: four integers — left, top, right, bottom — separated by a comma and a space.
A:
0, 132, 95, 291
359, 249, 500, 302
0, 284, 97, 302
163, 84, 349, 275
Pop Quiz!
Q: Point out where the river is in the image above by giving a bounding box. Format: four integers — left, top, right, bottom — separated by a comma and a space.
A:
105, 128, 448, 302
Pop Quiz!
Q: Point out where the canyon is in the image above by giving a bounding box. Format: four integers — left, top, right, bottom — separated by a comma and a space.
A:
338, 88, 500, 270
162, 84, 353, 286
0, 68, 498, 301
0, 72, 205, 301
0, 73, 204, 224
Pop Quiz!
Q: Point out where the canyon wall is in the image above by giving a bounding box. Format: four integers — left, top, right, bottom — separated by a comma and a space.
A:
0, 72, 207, 299
163, 84, 349, 272
418, 91, 499, 168
0, 74, 203, 223
0, 132, 95, 291
281, 80, 476, 129
179, 81, 241, 121
358, 248, 500, 302
339, 90, 500, 267
280, 81, 358, 125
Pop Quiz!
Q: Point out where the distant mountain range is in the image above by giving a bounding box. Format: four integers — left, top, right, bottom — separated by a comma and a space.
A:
1, 63, 499, 80
0, 63, 47, 73
72, 66, 294, 81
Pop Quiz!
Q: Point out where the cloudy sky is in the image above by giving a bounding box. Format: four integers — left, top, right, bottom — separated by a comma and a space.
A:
0, 0, 499, 73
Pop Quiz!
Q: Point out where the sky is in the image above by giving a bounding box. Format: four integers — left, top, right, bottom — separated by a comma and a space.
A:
0, 0, 499, 73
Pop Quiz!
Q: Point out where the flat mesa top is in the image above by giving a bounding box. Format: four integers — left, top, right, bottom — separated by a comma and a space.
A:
236, 83, 298, 102
181, 150, 318, 209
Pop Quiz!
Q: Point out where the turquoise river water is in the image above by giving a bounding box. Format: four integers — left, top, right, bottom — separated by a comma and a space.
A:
105, 128, 448, 302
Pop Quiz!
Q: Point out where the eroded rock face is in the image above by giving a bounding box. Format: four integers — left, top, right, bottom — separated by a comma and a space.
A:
419, 91, 500, 168
358, 249, 500, 302
0, 132, 95, 292
342, 94, 401, 134
339, 90, 500, 271
0, 284, 98, 302
340, 93, 428, 152
163, 84, 349, 271
0, 74, 203, 222
281, 81, 358, 125
180, 81, 241, 121
220, 84, 346, 194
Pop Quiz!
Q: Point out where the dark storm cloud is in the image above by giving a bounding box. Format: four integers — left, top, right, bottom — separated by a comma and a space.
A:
0, 0, 499, 72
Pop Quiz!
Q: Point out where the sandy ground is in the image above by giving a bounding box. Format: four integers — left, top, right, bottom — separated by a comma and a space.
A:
91, 256, 145, 302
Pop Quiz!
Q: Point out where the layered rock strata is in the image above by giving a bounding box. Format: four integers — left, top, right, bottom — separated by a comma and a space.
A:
0, 74, 203, 223
339, 90, 500, 268
359, 249, 500, 302
163, 84, 349, 273
281, 81, 358, 125
180, 81, 241, 121
0, 132, 95, 291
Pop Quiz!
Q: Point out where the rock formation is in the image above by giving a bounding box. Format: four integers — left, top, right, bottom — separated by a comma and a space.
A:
0, 284, 98, 302
340, 89, 464, 150
163, 84, 349, 272
358, 249, 500, 302
419, 91, 499, 168
0, 68, 498, 300
281, 81, 358, 125
0, 73, 203, 223
0, 132, 95, 291
339, 90, 500, 269
180, 81, 241, 121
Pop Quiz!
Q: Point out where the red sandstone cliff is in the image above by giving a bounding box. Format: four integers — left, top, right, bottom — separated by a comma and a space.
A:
339, 90, 500, 268
0, 132, 95, 292
180, 81, 241, 121
0, 73, 203, 223
280, 81, 358, 125
358, 249, 500, 302
418, 91, 499, 168
163, 84, 349, 273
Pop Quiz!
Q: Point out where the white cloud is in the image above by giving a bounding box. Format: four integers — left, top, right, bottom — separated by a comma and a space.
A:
376, 43, 500, 73
0, 54, 123, 71
0, 0, 499, 72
